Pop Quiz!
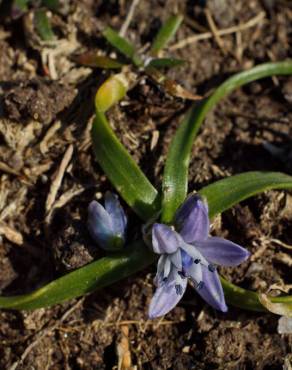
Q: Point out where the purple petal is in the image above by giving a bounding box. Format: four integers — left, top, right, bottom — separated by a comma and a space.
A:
175, 194, 209, 243
152, 224, 181, 255
196, 237, 250, 267
149, 268, 187, 318
195, 265, 227, 312
87, 201, 114, 248
104, 192, 127, 237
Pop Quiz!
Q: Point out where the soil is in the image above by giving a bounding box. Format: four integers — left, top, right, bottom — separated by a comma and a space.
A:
0, 0, 292, 369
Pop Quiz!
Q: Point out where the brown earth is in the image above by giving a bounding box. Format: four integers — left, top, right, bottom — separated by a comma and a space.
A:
0, 0, 292, 369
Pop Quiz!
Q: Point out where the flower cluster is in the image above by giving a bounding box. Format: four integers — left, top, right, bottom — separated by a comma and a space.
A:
87, 192, 250, 318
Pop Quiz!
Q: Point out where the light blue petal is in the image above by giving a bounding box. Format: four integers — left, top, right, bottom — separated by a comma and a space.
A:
180, 242, 208, 267
149, 267, 187, 318
187, 263, 203, 285
196, 237, 250, 266
152, 223, 182, 254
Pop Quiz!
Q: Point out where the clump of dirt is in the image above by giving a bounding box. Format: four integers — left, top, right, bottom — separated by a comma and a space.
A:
3, 79, 77, 123
0, 0, 292, 369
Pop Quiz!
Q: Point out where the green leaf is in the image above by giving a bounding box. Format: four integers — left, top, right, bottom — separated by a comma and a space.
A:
34, 8, 55, 41
103, 27, 142, 67
92, 112, 160, 220
0, 242, 155, 310
199, 171, 292, 219
150, 14, 183, 55
161, 61, 292, 223
147, 57, 185, 69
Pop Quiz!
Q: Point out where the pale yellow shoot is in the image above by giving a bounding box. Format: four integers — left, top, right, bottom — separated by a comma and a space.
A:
95, 73, 129, 113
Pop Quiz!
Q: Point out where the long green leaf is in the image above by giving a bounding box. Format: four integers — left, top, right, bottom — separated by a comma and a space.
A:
103, 27, 142, 67
1, 172, 292, 311
0, 242, 155, 310
92, 112, 160, 220
161, 61, 292, 223
199, 171, 292, 219
150, 14, 183, 55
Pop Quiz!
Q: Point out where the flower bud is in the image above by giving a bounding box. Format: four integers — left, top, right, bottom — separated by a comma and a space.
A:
87, 192, 127, 251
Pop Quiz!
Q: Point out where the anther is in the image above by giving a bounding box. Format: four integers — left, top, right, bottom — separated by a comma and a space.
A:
177, 270, 186, 278
208, 264, 216, 272
197, 281, 204, 290
194, 259, 201, 264
175, 284, 183, 295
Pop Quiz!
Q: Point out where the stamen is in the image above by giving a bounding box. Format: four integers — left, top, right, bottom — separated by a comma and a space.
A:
194, 259, 201, 264
197, 281, 204, 290
208, 264, 216, 272
175, 284, 183, 295
177, 270, 186, 279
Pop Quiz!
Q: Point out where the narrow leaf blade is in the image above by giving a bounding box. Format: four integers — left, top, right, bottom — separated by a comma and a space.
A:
199, 171, 292, 219
103, 27, 142, 66
74, 53, 125, 69
151, 14, 183, 55
92, 112, 160, 220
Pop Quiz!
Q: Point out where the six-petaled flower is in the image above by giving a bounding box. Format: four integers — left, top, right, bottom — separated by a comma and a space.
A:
148, 194, 250, 318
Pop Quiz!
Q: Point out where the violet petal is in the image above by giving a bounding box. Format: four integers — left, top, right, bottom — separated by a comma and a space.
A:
104, 192, 127, 238
152, 223, 181, 254
149, 268, 187, 318
196, 237, 250, 266
195, 265, 227, 312
175, 194, 209, 243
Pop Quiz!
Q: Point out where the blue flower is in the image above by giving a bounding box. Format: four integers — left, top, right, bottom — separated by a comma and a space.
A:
149, 194, 250, 318
87, 192, 127, 251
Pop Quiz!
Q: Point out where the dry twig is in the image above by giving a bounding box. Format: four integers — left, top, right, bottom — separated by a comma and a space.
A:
119, 0, 141, 37
169, 12, 265, 51
45, 144, 74, 213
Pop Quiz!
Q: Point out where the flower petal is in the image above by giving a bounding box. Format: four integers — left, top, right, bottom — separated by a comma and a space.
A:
152, 223, 181, 254
175, 194, 209, 243
104, 192, 127, 237
169, 249, 182, 270
154, 255, 171, 286
149, 268, 187, 318
87, 201, 114, 248
187, 263, 203, 285
195, 265, 227, 312
196, 237, 250, 266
